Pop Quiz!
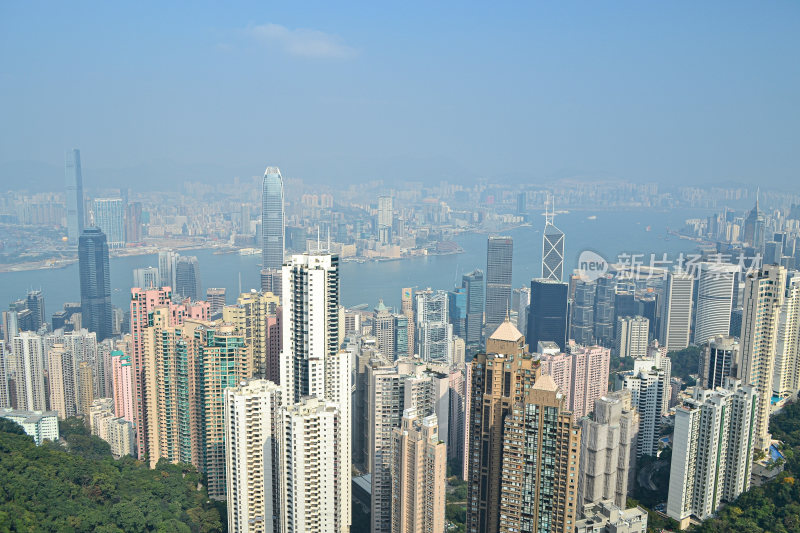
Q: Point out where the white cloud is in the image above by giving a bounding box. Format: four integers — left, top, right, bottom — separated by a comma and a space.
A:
247, 23, 356, 59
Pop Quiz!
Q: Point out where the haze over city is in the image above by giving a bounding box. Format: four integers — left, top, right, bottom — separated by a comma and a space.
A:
3, 3, 800, 533
2, 1, 799, 189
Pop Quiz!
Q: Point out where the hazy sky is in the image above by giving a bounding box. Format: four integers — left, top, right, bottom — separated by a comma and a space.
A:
1, 1, 798, 191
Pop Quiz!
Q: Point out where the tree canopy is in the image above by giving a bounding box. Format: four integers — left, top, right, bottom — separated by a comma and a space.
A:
0, 417, 223, 532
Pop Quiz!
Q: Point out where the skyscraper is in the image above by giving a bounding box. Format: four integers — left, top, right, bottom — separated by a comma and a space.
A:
415, 289, 453, 365
65, 149, 85, 243
578, 390, 639, 509
485, 236, 513, 334
0, 341, 9, 408
175, 256, 202, 301
157, 250, 178, 289
378, 195, 393, 243
542, 202, 565, 281
660, 270, 694, 351
462, 269, 485, 348
278, 397, 343, 533
78, 228, 113, 341
527, 279, 569, 352
496, 374, 581, 533
222, 291, 281, 380
124, 201, 143, 243
773, 271, 800, 397
206, 288, 227, 315
571, 279, 595, 346
94, 198, 126, 249
25, 290, 45, 332
390, 409, 446, 533
740, 265, 786, 452
47, 343, 76, 419
280, 252, 351, 531
261, 167, 285, 275
132, 266, 159, 289
667, 379, 756, 528
12, 332, 46, 411
615, 316, 650, 359
593, 275, 616, 347
111, 350, 134, 422
225, 379, 283, 533
693, 263, 738, 345
701, 335, 739, 390
618, 367, 666, 457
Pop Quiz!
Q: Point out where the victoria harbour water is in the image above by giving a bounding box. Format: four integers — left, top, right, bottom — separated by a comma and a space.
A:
0, 208, 709, 314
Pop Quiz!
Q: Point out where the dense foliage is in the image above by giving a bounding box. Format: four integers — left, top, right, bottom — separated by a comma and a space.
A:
668, 346, 701, 386
0, 417, 222, 532
691, 400, 800, 532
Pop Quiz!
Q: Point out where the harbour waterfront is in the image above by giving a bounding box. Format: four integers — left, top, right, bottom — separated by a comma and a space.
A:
0, 208, 707, 315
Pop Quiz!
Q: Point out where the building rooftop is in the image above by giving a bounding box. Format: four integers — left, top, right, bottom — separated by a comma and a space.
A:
489, 319, 524, 342
533, 373, 559, 392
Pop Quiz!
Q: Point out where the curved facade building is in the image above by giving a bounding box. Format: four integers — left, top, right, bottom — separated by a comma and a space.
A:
261, 167, 285, 272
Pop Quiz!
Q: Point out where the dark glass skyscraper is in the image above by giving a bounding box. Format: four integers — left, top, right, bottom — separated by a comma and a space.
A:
463, 269, 485, 348
78, 227, 112, 340
570, 280, 595, 345
485, 236, 513, 335
594, 275, 616, 347
65, 149, 85, 243
527, 278, 569, 352
175, 256, 202, 301
25, 290, 45, 332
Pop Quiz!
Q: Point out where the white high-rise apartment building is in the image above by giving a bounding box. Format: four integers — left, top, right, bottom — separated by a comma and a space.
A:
12, 332, 46, 411
634, 342, 672, 416
616, 316, 649, 359
773, 271, 800, 397
378, 195, 393, 228
225, 379, 283, 533
93, 198, 126, 248
660, 271, 694, 351
279, 397, 342, 533
694, 263, 738, 345
740, 265, 786, 452
279, 252, 350, 532
667, 379, 756, 527
415, 289, 453, 365
578, 390, 639, 509
0, 341, 8, 408
618, 368, 665, 457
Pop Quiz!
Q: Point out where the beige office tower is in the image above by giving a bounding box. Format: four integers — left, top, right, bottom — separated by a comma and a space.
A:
223, 290, 280, 380
48, 343, 76, 419
772, 271, 800, 397
740, 265, 786, 452
467, 319, 555, 533
578, 390, 639, 509
76, 361, 94, 417
279, 397, 343, 533
497, 374, 581, 533
390, 409, 446, 533
225, 379, 283, 533
660, 271, 694, 351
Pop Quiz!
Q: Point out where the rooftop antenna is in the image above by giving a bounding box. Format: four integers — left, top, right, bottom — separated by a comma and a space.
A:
545, 193, 554, 226
238, 272, 242, 295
